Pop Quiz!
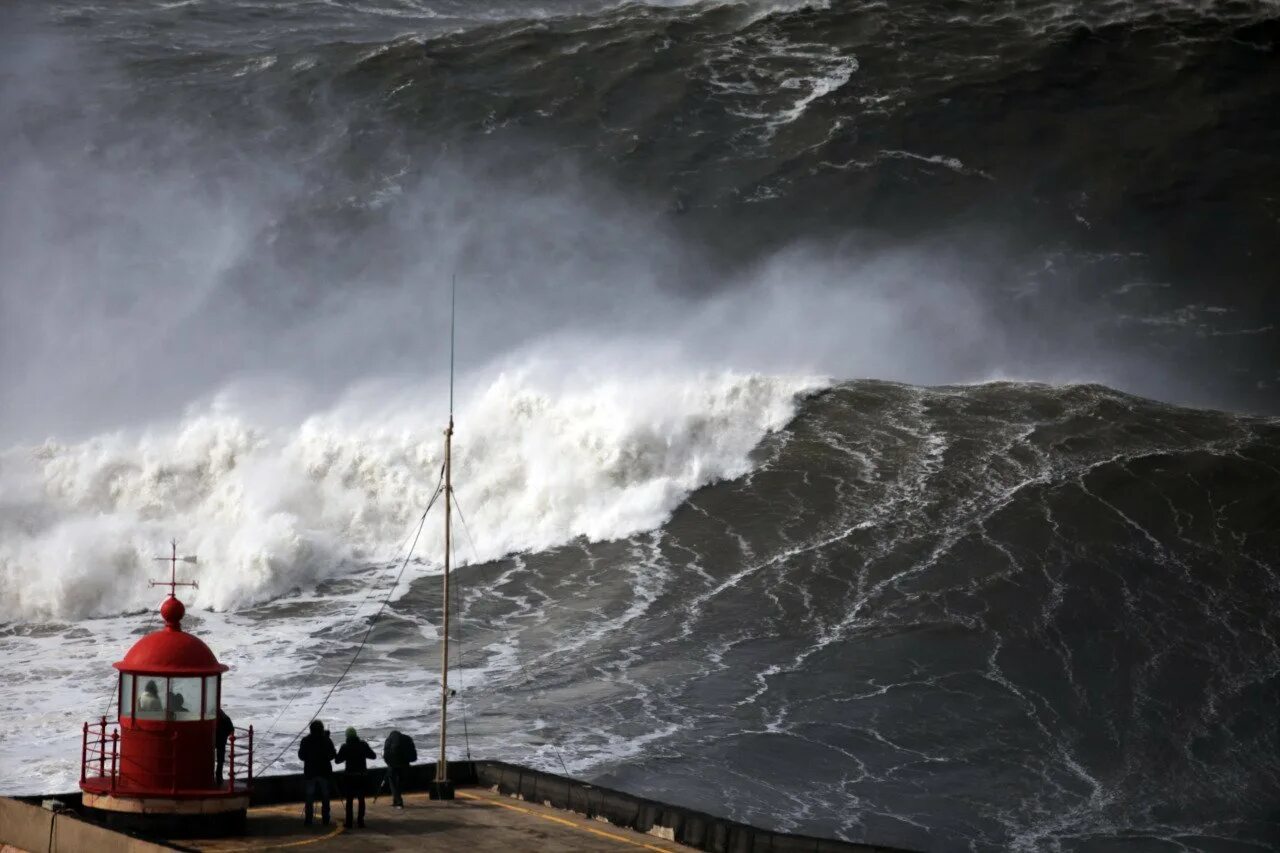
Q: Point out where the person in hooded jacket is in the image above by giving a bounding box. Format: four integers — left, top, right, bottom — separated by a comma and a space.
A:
214, 708, 234, 785
297, 720, 337, 826
382, 730, 418, 808
335, 727, 376, 829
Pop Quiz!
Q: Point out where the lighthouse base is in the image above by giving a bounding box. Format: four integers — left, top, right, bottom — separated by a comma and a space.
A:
81, 787, 249, 838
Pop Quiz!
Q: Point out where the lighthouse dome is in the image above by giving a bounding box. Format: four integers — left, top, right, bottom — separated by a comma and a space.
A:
113, 596, 229, 675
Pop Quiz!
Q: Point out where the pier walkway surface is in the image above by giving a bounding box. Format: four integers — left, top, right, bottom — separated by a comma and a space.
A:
183, 788, 685, 852
2, 762, 904, 852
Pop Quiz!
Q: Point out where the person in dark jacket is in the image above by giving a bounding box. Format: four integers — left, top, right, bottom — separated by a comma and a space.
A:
335, 727, 376, 829
381, 730, 417, 808
297, 720, 337, 825
214, 709, 234, 785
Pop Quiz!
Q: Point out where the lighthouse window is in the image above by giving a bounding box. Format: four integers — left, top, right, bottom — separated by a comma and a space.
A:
200, 676, 218, 712
167, 677, 202, 721
135, 678, 167, 719
203, 676, 219, 720
119, 673, 134, 718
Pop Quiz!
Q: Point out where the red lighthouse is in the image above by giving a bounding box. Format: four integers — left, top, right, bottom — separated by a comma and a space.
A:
80, 543, 253, 835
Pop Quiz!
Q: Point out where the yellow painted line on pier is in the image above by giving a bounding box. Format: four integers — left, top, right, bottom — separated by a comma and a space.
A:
455, 789, 677, 852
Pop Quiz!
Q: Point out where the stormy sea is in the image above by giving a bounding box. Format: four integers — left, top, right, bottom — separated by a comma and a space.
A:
2, 1, 1279, 850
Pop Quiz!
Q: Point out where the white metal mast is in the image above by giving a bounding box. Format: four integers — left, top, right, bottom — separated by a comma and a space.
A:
433, 274, 457, 798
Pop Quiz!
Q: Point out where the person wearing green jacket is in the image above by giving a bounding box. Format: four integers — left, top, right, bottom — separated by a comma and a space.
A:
335, 727, 376, 828
382, 730, 417, 808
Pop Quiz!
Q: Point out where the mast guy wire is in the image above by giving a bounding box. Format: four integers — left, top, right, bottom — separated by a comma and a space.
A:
255, 480, 445, 776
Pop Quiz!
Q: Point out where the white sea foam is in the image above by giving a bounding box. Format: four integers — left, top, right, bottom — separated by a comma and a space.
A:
705, 30, 856, 138
0, 365, 817, 623
879, 150, 994, 180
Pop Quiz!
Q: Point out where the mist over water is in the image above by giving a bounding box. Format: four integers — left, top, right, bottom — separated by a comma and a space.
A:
2, 1, 1279, 850
6, 0, 1263, 450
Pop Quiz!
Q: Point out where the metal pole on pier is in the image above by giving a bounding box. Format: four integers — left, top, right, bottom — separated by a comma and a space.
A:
433, 273, 457, 800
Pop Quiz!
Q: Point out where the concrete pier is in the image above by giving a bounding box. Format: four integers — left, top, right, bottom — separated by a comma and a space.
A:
186, 788, 681, 851
2, 761, 914, 852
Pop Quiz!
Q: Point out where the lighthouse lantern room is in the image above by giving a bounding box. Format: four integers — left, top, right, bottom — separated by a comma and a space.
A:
80, 543, 253, 835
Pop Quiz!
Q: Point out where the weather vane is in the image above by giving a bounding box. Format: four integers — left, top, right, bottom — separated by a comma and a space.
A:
151, 539, 198, 597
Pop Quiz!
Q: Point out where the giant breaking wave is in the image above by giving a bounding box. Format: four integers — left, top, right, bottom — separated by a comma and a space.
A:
0, 369, 815, 621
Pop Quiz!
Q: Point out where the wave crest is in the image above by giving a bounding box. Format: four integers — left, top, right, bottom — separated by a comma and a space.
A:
0, 368, 817, 622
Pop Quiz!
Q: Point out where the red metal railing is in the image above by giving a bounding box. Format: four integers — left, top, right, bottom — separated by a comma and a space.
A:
80, 716, 119, 792
226, 726, 255, 790
80, 718, 253, 793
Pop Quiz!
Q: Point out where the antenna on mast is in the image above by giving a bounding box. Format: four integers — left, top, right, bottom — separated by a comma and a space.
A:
151, 540, 198, 631
449, 271, 456, 418
151, 540, 199, 598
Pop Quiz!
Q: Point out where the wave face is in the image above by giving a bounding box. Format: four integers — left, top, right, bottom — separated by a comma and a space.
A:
408, 380, 1279, 851
568, 381, 1279, 851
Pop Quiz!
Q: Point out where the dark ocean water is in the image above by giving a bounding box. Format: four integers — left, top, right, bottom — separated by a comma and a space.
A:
3, 1, 1280, 850
378, 380, 1279, 851
564, 381, 1280, 850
